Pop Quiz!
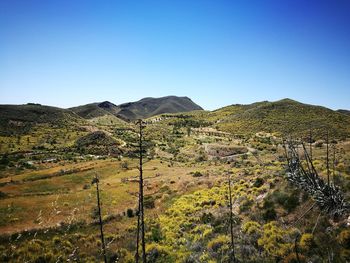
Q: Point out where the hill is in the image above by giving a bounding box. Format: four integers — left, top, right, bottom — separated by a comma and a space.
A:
164, 99, 350, 139
215, 99, 350, 138
0, 103, 85, 136
74, 131, 122, 156
337, 109, 350, 116
1, 99, 350, 262
69, 101, 120, 119
70, 96, 203, 121
87, 114, 128, 127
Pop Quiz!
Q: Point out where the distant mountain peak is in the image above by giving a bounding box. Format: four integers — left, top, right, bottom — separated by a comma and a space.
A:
98, 101, 117, 109
276, 98, 299, 104
70, 95, 203, 121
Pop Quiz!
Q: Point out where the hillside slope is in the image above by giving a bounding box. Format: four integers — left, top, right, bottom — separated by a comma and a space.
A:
69, 101, 119, 119
0, 104, 86, 136
215, 99, 350, 138
337, 109, 350, 116
165, 99, 350, 139
74, 131, 122, 156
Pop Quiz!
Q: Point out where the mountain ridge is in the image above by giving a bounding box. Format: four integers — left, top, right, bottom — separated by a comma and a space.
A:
69, 96, 203, 120
1, 98, 349, 139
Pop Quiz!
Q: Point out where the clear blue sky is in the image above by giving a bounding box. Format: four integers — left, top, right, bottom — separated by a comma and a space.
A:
0, 0, 349, 110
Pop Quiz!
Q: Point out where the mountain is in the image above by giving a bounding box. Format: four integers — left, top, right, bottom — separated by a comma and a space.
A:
117, 96, 203, 120
70, 96, 203, 120
0, 103, 85, 136
2, 98, 348, 140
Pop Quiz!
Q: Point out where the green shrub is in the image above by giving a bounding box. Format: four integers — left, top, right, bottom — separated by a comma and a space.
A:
283, 252, 306, 263
192, 171, 203, 177
281, 194, 299, 212
207, 235, 229, 253
242, 221, 261, 235
200, 212, 214, 224
115, 248, 134, 263
299, 233, 315, 250
146, 244, 174, 263
126, 208, 134, 218
338, 230, 350, 249
150, 224, 162, 242
144, 196, 156, 209
239, 199, 254, 212
91, 207, 99, 220
263, 199, 274, 210
0, 191, 7, 199
263, 208, 277, 221
34, 253, 54, 263
253, 178, 264, 188
53, 236, 61, 245
270, 190, 300, 212
257, 221, 293, 257
195, 150, 207, 162
121, 161, 129, 170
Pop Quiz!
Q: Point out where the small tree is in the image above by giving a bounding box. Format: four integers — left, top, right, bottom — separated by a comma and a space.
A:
187, 126, 191, 137
121, 160, 129, 170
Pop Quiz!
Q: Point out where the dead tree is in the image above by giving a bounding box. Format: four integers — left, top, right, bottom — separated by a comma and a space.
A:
332, 143, 336, 183
135, 119, 147, 263
309, 127, 313, 161
326, 131, 330, 185
227, 173, 236, 262
92, 175, 107, 263
135, 195, 141, 262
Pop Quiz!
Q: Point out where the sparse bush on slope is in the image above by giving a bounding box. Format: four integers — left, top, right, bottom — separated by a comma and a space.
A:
75, 131, 122, 156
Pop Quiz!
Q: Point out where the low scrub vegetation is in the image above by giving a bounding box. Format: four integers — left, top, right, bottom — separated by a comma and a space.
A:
0, 99, 350, 262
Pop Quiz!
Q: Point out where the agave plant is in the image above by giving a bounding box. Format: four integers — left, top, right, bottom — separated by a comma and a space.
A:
284, 140, 349, 219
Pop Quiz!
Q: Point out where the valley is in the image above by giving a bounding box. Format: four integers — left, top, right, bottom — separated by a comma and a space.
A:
0, 97, 350, 262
